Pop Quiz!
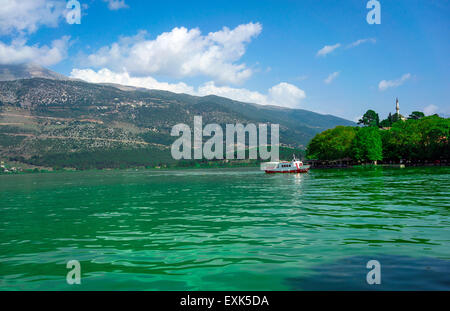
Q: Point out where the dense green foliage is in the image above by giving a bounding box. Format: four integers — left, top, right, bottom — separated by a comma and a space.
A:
379, 112, 408, 128
381, 115, 449, 161
306, 126, 357, 160
307, 115, 449, 163
358, 110, 380, 127
408, 111, 425, 120
351, 127, 383, 162
380, 113, 395, 128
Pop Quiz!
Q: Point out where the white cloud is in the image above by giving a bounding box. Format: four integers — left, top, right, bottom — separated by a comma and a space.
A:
0, 1, 70, 66
424, 104, 438, 116
347, 38, 376, 48
378, 73, 411, 91
324, 71, 340, 84
83, 23, 262, 85
70, 68, 306, 109
0, 36, 70, 66
196, 81, 268, 104
0, 0, 65, 35
316, 43, 341, 57
103, 0, 128, 10
267, 82, 306, 108
316, 39, 375, 58
197, 81, 306, 108
70, 68, 195, 94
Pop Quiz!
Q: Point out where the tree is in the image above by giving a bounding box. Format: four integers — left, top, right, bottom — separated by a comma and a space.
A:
351, 127, 383, 163
381, 119, 421, 161
307, 115, 449, 163
358, 110, 380, 127
408, 111, 425, 120
381, 115, 449, 161
306, 126, 358, 160
380, 113, 394, 128
418, 115, 449, 160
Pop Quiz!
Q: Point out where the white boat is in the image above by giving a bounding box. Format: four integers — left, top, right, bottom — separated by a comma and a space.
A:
263, 155, 310, 174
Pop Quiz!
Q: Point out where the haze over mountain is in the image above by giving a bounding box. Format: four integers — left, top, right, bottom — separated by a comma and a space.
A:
0, 64, 355, 169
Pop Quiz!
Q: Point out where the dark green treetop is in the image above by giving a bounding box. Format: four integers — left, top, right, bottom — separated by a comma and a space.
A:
380, 113, 394, 128
351, 126, 383, 163
408, 111, 425, 120
306, 126, 358, 160
358, 110, 380, 127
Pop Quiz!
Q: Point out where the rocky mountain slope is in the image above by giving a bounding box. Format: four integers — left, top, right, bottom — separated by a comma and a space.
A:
0, 66, 354, 169
0, 63, 68, 81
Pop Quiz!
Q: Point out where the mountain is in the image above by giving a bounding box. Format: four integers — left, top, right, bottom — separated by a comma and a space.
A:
0, 76, 355, 169
0, 63, 68, 81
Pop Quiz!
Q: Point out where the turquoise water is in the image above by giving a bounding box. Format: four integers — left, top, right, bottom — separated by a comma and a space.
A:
0, 167, 449, 290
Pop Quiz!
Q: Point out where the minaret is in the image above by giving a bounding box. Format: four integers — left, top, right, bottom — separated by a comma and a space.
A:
396, 98, 400, 116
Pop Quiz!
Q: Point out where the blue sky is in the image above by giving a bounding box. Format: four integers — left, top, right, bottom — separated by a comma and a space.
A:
0, 0, 448, 120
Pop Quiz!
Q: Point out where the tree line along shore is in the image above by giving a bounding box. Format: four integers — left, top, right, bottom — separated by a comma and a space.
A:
305, 110, 449, 168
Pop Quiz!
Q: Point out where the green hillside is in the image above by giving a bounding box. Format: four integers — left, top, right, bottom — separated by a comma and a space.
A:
0, 77, 354, 170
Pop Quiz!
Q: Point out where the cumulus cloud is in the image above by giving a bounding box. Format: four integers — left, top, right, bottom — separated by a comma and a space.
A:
316, 43, 341, 57
347, 38, 376, 48
324, 71, 340, 84
202, 81, 306, 109
103, 0, 128, 10
197, 81, 306, 108
196, 81, 267, 104
83, 23, 262, 85
70, 68, 306, 109
70, 68, 195, 94
0, 0, 65, 35
267, 82, 306, 108
424, 104, 439, 116
378, 73, 411, 91
0, 36, 70, 66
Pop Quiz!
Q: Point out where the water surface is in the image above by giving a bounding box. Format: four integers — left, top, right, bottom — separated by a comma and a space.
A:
0, 167, 449, 290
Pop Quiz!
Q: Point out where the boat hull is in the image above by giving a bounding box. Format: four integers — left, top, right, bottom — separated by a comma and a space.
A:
265, 167, 310, 174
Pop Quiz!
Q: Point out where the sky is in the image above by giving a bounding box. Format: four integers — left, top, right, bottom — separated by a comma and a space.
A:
0, 0, 448, 121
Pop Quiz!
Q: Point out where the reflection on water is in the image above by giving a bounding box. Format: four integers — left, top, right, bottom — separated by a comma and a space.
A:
0, 166, 449, 290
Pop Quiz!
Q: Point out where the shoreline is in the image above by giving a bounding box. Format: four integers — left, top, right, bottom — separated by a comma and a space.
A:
1, 161, 449, 176
0, 161, 262, 176
306, 163, 449, 169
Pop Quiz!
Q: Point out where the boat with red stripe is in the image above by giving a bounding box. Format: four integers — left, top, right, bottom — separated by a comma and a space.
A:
263, 155, 310, 174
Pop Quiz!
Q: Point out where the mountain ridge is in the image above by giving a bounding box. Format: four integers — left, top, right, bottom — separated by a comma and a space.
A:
0, 65, 355, 169
0, 63, 69, 81
0, 63, 351, 120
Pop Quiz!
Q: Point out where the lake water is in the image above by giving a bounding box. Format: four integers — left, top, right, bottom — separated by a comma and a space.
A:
0, 167, 449, 290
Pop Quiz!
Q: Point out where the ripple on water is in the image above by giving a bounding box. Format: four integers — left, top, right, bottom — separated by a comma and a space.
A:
0, 167, 449, 290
